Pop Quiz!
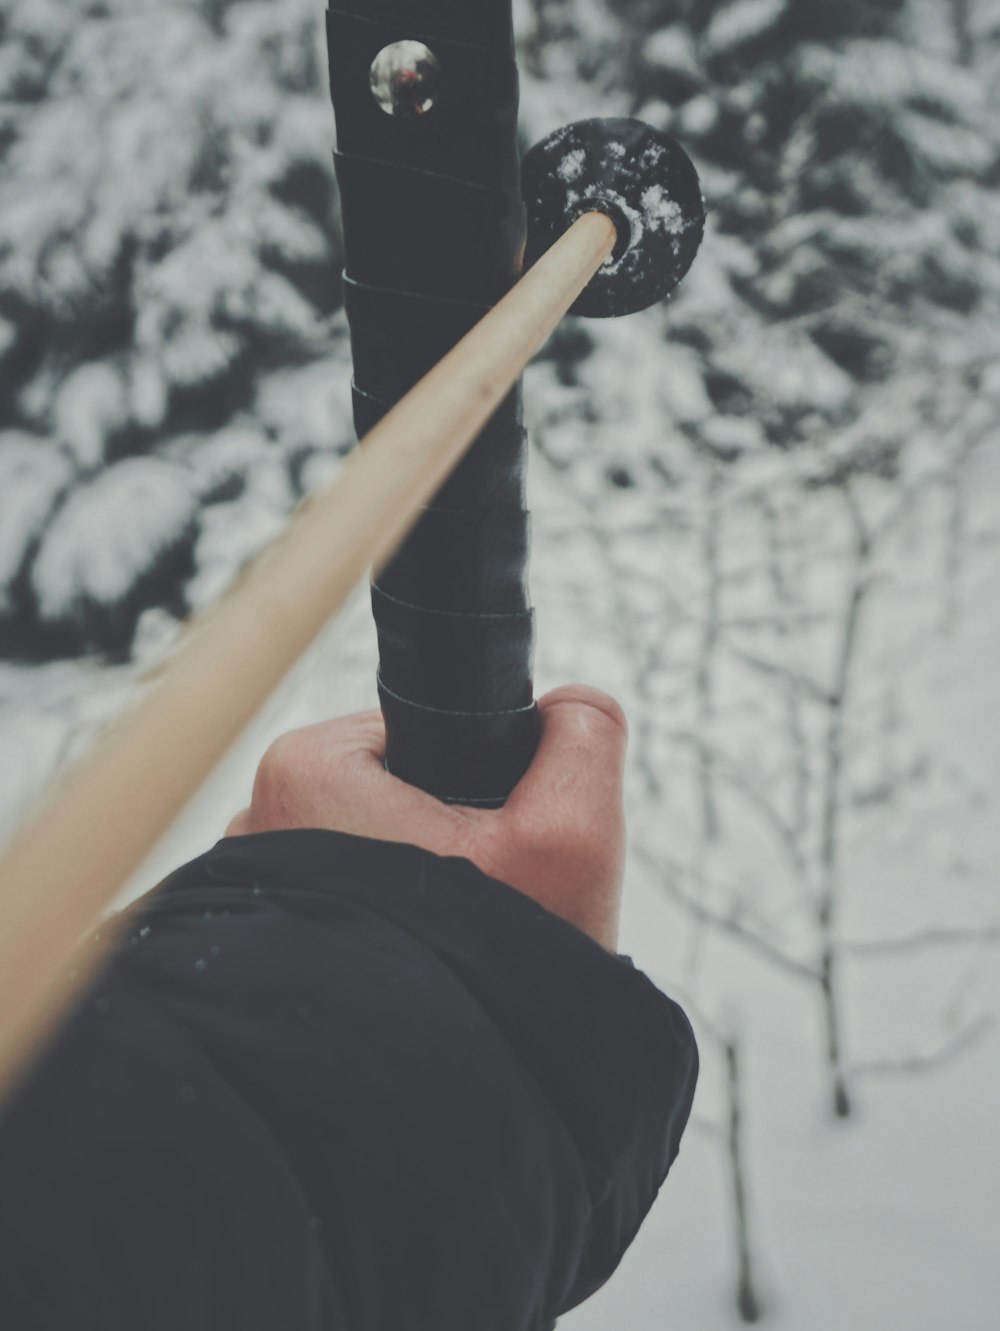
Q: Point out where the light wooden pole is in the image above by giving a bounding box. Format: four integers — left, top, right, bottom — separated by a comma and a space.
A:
0, 210, 617, 1102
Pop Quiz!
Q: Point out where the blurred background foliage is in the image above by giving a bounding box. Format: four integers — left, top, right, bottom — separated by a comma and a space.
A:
526, 0, 1000, 473
1, 0, 998, 658
0, 0, 350, 656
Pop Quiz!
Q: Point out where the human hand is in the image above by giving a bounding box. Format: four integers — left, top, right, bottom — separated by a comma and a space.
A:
225, 685, 628, 951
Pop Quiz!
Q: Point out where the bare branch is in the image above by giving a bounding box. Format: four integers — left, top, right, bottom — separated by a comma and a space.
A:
841, 923, 1000, 957
710, 755, 814, 893
633, 844, 821, 984
724, 1035, 766, 1322
721, 608, 831, 631
725, 645, 837, 707
850, 1014, 996, 1080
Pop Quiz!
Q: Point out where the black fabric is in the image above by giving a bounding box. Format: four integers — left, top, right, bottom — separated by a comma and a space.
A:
0, 831, 697, 1331
327, 0, 538, 805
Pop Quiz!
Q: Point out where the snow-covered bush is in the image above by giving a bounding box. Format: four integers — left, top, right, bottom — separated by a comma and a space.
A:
0, 0, 346, 658
0, 435, 76, 626
29, 457, 199, 657
529, 0, 1000, 469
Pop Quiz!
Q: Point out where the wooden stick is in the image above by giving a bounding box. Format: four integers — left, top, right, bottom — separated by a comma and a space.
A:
0, 210, 617, 1102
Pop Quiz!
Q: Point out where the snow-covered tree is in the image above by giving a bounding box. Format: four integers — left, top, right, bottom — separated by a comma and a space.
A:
0, 0, 349, 658
528, 0, 1000, 469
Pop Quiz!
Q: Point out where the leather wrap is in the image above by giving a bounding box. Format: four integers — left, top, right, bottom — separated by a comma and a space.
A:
327, 0, 539, 805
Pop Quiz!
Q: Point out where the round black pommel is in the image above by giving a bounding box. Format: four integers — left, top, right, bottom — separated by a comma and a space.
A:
522, 117, 705, 318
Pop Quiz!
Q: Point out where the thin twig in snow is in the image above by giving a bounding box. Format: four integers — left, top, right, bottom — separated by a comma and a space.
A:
633, 844, 820, 984
841, 923, 1000, 956
850, 1014, 995, 1080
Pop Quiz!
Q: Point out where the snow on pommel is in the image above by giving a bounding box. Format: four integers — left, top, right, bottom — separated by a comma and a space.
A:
521, 117, 705, 318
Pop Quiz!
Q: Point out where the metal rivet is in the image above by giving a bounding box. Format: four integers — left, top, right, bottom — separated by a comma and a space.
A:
369, 40, 440, 117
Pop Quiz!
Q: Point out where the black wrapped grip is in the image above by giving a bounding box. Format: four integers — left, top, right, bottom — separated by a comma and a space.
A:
327, 0, 539, 804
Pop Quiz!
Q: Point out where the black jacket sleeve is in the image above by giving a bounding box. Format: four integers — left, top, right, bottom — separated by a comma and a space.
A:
0, 830, 697, 1331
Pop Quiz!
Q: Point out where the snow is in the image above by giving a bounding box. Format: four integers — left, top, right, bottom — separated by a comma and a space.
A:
528, 425, 1000, 1331
643, 27, 700, 79
122, 356, 167, 430
185, 474, 292, 610
704, 0, 789, 57
31, 457, 197, 621
900, 110, 995, 176
716, 326, 855, 416
254, 358, 356, 456
678, 94, 719, 138
639, 183, 685, 234
2, 0, 1000, 1325
0, 437, 74, 616
555, 448, 1000, 1331
656, 345, 715, 427
798, 40, 984, 119
557, 146, 586, 182
560, 138, 701, 283
54, 362, 128, 468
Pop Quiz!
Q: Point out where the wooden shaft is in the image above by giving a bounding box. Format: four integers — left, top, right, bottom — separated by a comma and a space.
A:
0, 210, 617, 1102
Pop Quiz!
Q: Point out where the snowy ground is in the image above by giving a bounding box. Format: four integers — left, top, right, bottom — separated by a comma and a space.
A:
563, 489, 1000, 1330
2, 433, 998, 1329
551, 434, 1000, 1330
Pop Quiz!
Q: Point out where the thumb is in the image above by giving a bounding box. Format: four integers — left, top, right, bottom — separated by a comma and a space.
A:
506, 684, 629, 824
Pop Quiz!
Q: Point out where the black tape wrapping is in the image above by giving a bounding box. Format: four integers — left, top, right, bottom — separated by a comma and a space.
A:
327, 0, 539, 804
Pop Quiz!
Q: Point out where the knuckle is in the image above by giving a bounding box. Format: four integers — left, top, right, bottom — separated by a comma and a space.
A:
252, 732, 304, 810
258, 732, 298, 780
